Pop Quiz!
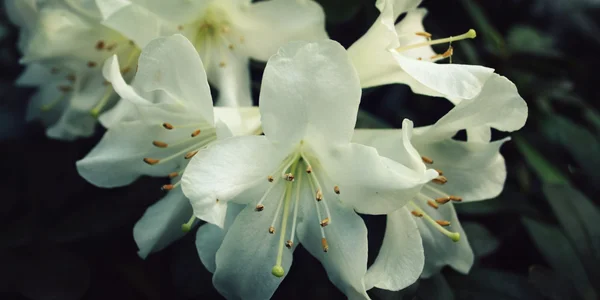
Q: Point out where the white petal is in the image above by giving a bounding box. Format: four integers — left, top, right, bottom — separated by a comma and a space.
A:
418, 74, 528, 141
466, 125, 492, 143
213, 107, 262, 136
126, 0, 210, 24
203, 45, 252, 107
296, 178, 369, 299
213, 196, 295, 300
414, 138, 509, 202
230, 0, 328, 61
133, 187, 192, 259
318, 142, 438, 214
181, 136, 283, 227
76, 119, 203, 187
195, 203, 243, 273
134, 34, 215, 124
16, 63, 53, 86
260, 40, 361, 148
365, 207, 424, 291
416, 202, 473, 277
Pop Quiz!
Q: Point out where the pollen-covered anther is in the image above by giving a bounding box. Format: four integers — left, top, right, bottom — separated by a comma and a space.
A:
191, 129, 201, 137
320, 218, 330, 227
442, 46, 454, 58
435, 197, 451, 204
415, 31, 432, 38
285, 240, 293, 249
321, 238, 329, 252
306, 166, 312, 173
411, 210, 423, 217
121, 67, 131, 74
168, 172, 179, 178
152, 140, 168, 148
316, 189, 323, 201
267, 175, 274, 182
219, 61, 226, 68
95, 40, 105, 50
87, 61, 97, 68
268, 226, 275, 234
333, 185, 340, 194
161, 184, 174, 191
432, 175, 448, 185
185, 150, 198, 159
162, 122, 174, 130
435, 169, 444, 176
436, 220, 451, 226
255, 204, 264, 211
421, 156, 434, 164
427, 200, 439, 209
284, 173, 295, 181
449, 195, 463, 202
143, 158, 160, 165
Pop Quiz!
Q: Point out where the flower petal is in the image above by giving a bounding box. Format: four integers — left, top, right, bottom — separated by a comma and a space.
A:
230, 0, 328, 61
134, 34, 215, 124
213, 107, 262, 136
317, 142, 438, 215
417, 74, 528, 141
181, 135, 282, 227
203, 45, 253, 107
213, 194, 295, 300
365, 207, 424, 291
414, 138, 509, 202
195, 203, 243, 273
260, 40, 361, 148
133, 187, 192, 259
416, 202, 473, 277
296, 177, 369, 299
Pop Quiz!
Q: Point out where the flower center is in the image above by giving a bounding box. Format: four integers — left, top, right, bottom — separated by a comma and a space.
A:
396, 29, 476, 62
254, 146, 339, 278
408, 155, 462, 242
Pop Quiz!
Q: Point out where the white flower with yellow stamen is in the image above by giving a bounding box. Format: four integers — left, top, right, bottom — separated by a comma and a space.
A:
6, 0, 142, 140
94, 0, 328, 107
76, 34, 260, 258
348, 0, 495, 101
181, 40, 438, 299
353, 74, 528, 280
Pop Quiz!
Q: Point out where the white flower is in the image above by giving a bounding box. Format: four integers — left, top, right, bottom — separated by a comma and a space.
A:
76, 34, 260, 258
94, 0, 328, 107
353, 74, 528, 279
347, 0, 495, 101
6, 0, 142, 140
181, 40, 438, 300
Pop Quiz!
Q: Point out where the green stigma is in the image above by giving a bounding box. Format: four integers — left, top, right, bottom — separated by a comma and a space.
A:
271, 265, 284, 278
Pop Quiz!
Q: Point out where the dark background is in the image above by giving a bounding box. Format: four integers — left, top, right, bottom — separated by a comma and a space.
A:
1, 0, 600, 299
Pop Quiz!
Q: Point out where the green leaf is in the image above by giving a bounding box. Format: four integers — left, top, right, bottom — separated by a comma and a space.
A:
459, 0, 506, 56
521, 217, 598, 300
513, 136, 568, 184
528, 265, 581, 300
506, 25, 561, 57
446, 268, 543, 300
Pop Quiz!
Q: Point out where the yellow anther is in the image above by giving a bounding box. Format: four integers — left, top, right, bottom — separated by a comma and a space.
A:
143, 158, 160, 165
316, 189, 323, 201
333, 186, 340, 194
421, 156, 433, 164
268, 226, 275, 234
435, 197, 451, 204
449, 195, 463, 202
320, 218, 330, 227
427, 200, 439, 209
152, 140, 168, 148
432, 176, 448, 185
285, 240, 293, 249
255, 204, 264, 211
321, 238, 329, 252
436, 220, 451, 226
185, 150, 198, 159
168, 172, 179, 178
267, 176, 274, 182
161, 184, 174, 191
411, 210, 423, 217
162, 123, 174, 130
191, 129, 201, 137
415, 31, 432, 38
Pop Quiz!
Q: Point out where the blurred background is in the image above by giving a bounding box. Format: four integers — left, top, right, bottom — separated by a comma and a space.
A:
1, 0, 599, 299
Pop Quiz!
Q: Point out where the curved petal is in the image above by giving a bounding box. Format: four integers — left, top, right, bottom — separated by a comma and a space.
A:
229, 0, 328, 61
415, 202, 473, 277
16, 63, 54, 87
203, 44, 252, 107
296, 174, 369, 299
134, 34, 215, 124
414, 138, 509, 202
213, 194, 296, 300
133, 187, 192, 259
181, 135, 283, 227
317, 142, 438, 215
417, 74, 528, 141
196, 203, 243, 273
260, 40, 361, 148
213, 107, 262, 136
365, 207, 424, 291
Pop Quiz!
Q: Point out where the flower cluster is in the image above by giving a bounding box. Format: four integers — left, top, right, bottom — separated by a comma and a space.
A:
7, 0, 527, 299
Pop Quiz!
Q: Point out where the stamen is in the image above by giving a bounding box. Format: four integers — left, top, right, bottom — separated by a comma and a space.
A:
423, 185, 462, 203
316, 189, 323, 201
152, 140, 168, 148
143, 158, 160, 165
41, 92, 68, 111
396, 29, 476, 52
163, 123, 174, 130
219, 61, 226, 68
184, 150, 199, 159
436, 220, 451, 226
334, 185, 340, 194
256, 176, 281, 209
449, 195, 463, 202
320, 218, 330, 227
191, 129, 201, 137
302, 153, 333, 226
121, 66, 131, 74
168, 172, 179, 178
267, 176, 274, 182
269, 226, 275, 234
285, 240, 293, 249
306, 166, 312, 173
181, 215, 196, 232
255, 204, 264, 211
95, 40, 105, 50
268, 187, 287, 233
410, 202, 460, 242
66, 74, 76, 82
90, 85, 115, 117
427, 200, 439, 209
321, 238, 329, 252
415, 31, 432, 38
87, 61, 97, 68
272, 160, 298, 278
421, 156, 434, 164
432, 176, 448, 185
271, 265, 284, 277
411, 210, 423, 217
435, 197, 451, 204
161, 184, 174, 191
283, 173, 295, 181
287, 165, 303, 251
435, 169, 443, 176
